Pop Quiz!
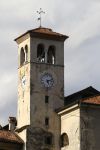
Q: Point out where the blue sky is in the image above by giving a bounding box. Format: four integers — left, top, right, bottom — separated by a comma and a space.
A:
0, 0, 100, 125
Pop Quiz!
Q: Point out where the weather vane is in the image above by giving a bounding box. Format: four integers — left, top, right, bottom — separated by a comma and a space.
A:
37, 8, 45, 27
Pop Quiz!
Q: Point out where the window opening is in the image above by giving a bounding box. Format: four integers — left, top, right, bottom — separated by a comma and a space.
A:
47, 46, 55, 64
20, 47, 25, 65
60, 133, 69, 147
37, 44, 45, 62
45, 96, 49, 103
45, 117, 49, 126
44, 135, 52, 145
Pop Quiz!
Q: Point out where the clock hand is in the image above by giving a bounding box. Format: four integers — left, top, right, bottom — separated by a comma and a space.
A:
47, 79, 50, 84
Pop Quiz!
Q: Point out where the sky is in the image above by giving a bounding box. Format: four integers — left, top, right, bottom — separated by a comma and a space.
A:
0, 0, 100, 125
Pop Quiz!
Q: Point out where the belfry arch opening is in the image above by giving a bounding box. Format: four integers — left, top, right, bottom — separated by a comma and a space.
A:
20, 47, 25, 65
37, 44, 45, 62
47, 46, 55, 64
25, 45, 28, 62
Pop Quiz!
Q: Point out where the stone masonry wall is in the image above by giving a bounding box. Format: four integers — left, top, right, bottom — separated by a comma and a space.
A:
80, 104, 100, 150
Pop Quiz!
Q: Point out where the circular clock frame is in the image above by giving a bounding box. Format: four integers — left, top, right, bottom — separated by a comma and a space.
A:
40, 72, 54, 89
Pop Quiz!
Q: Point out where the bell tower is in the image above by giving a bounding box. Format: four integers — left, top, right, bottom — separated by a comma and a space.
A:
15, 27, 68, 150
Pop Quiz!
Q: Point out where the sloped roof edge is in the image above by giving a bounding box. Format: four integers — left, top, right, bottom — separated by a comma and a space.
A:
0, 130, 23, 144
14, 27, 69, 42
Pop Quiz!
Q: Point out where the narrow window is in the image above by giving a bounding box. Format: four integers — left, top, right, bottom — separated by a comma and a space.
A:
25, 45, 28, 62
45, 117, 49, 126
60, 133, 69, 147
44, 135, 52, 145
45, 96, 49, 103
47, 46, 55, 64
37, 44, 45, 62
20, 47, 25, 65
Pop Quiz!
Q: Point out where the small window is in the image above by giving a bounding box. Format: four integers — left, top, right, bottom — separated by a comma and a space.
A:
37, 44, 45, 62
60, 133, 69, 147
44, 135, 52, 145
45, 96, 49, 103
45, 117, 49, 126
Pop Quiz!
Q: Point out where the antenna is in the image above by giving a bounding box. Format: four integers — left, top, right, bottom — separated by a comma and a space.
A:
37, 8, 45, 27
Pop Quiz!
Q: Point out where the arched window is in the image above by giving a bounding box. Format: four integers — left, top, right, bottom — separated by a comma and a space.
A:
20, 47, 25, 65
47, 46, 55, 64
60, 133, 69, 147
37, 44, 45, 62
25, 45, 28, 62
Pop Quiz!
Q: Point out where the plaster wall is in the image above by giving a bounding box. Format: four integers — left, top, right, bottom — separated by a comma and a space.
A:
61, 108, 80, 150
18, 63, 30, 128
17, 37, 31, 128
17, 129, 27, 150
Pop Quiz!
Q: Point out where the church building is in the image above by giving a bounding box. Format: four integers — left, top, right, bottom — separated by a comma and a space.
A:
0, 24, 100, 150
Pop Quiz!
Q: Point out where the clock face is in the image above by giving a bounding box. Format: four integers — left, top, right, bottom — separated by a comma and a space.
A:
40, 73, 54, 88
21, 76, 26, 88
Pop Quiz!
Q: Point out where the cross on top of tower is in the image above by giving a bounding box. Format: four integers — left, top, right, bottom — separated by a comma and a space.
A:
37, 8, 45, 28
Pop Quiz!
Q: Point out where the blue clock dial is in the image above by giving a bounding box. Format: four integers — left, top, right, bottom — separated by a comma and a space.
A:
41, 73, 54, 88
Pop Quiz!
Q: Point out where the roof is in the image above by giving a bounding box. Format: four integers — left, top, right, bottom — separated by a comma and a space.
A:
64, 86, 100, 105
56, 86, 100, 113
82, 95, 100, 105
15, 27, 68, 42
0, 130, 23, 144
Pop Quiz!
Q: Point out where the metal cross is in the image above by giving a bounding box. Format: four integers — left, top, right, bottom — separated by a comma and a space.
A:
37, 8, 45, 27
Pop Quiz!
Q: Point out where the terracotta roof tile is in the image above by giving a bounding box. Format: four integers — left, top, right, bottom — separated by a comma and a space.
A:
0, 130, 23, 144
31, 27, 65, 36
64, 86, 100, 106
82, 95, 100, 105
